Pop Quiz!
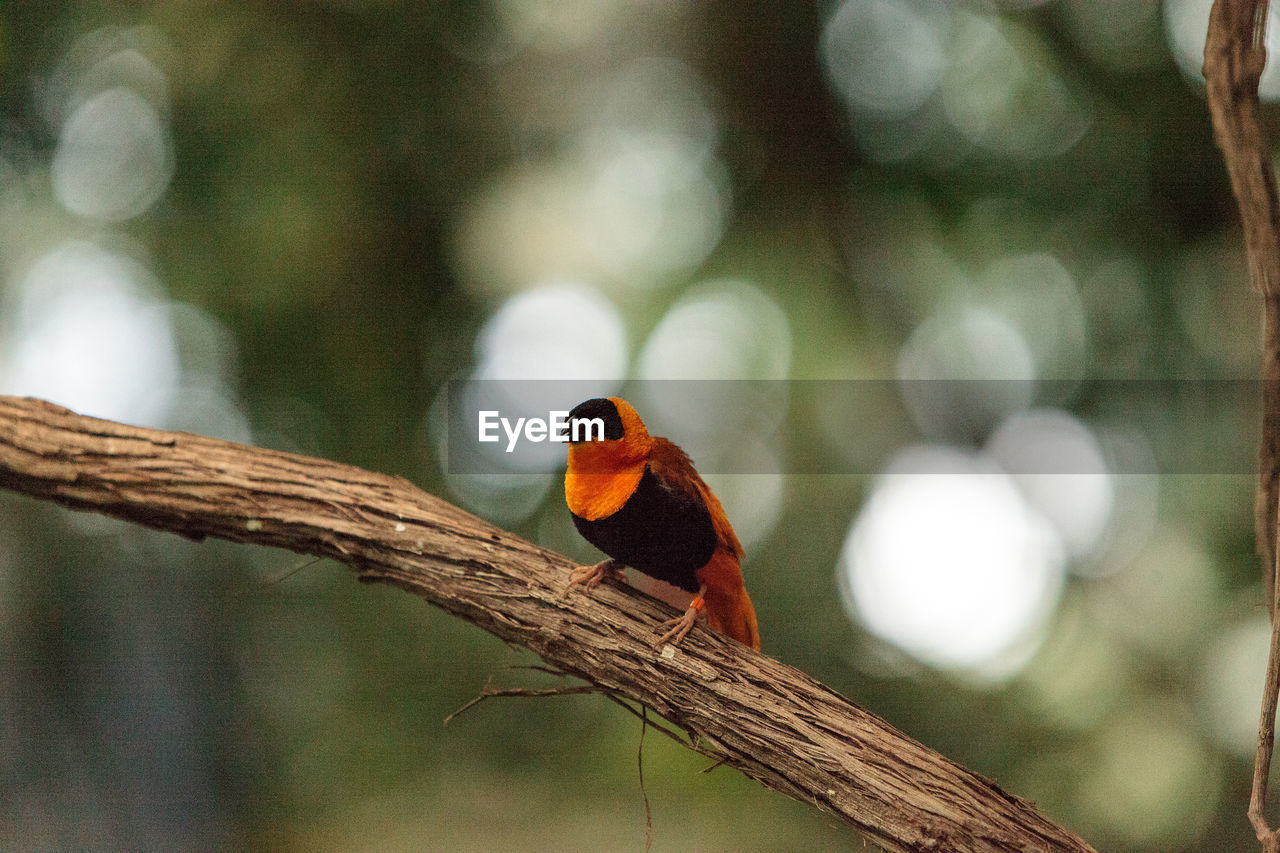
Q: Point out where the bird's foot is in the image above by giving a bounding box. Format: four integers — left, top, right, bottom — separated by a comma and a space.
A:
655, 595, 706, 648
567, 558, 626, 591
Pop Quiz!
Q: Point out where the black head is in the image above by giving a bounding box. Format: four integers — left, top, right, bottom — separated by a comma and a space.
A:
567, 397, 626, 443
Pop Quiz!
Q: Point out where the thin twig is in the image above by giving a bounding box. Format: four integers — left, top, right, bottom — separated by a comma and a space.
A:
600, 693, 711, 757
443, 683, 604, 726
512, 665, 576, 679
231, 555, 324, 597
1205, 0, 1280, 615
639, 705, 653, 853
447, 668, 697, 760
1249, 513, 1280, 849
446, 668, 669, 852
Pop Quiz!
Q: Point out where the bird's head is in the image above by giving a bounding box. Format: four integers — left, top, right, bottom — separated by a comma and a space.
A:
566, 397, 652, 468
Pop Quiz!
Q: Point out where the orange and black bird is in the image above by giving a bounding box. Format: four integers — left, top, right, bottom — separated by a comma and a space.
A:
564, 397, 759, 650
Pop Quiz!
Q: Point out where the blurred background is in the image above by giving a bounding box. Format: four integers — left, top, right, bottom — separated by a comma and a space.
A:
0, 1, 1274, 850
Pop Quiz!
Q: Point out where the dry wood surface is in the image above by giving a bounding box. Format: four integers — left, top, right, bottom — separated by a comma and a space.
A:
0, 395, 1096, 853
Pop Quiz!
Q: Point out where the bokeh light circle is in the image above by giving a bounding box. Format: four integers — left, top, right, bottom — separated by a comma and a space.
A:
1, 241, 179, 425
839, 445, 1065, 679
475, 281, 627, 383
820, 0, 949, 119
987, 408, 1114, 561
52, 86, 173, 221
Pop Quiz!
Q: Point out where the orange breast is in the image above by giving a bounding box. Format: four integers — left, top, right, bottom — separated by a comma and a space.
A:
565, 465, 645, 520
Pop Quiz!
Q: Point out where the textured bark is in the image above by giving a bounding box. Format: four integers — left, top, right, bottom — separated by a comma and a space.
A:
1204, 5, 1280, 848
1203, 0, 1280, 616
0, 395, 1095, 853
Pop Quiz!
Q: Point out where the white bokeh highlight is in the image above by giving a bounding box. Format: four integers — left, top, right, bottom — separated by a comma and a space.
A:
988, 409, 1114, 561
52, 86, 174, 221
840, 446, 1066, 678
1, 241, 179, 425
820, 0, 949, 118
897, 306, 1036, 441
475, 281, 627, 384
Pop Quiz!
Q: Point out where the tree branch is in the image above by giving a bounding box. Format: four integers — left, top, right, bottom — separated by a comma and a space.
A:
1250, 519, 1280, 851
0, 395, 1095, 853
1205, 4, 1280, 848
1204, 0, 1280, 614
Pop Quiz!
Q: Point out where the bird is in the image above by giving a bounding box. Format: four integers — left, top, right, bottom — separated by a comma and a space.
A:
564, 396, 759, 650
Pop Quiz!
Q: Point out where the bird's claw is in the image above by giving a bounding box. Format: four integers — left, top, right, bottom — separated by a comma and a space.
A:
654, 595, 705, 649
567, 558, 625, 592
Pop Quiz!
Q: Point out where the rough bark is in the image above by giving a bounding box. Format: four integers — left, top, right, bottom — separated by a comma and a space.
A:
1204, 4, 1280, 847
1203, 0, 1280, 615
0, 395, 1095, 853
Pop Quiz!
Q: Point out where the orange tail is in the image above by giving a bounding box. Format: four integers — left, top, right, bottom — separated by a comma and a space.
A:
699, 550, 760, 650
